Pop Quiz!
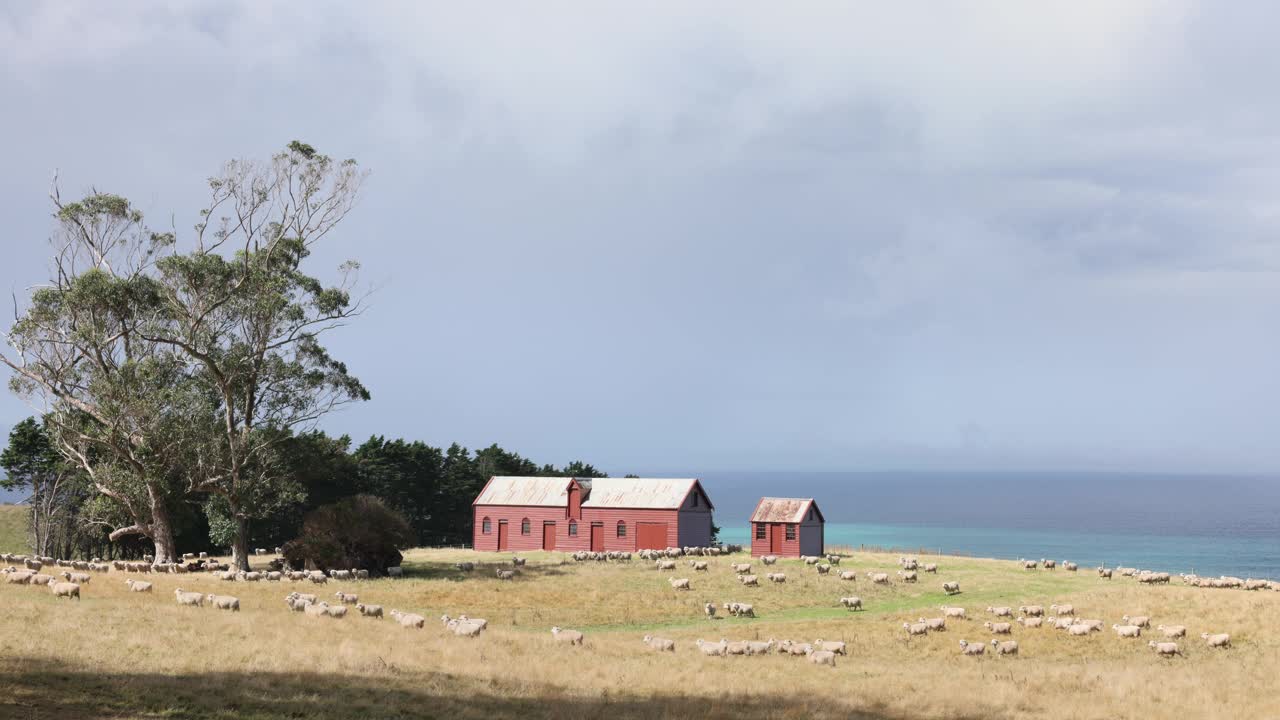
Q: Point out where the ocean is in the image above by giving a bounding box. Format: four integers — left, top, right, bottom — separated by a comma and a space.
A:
701, 471, 1280, 579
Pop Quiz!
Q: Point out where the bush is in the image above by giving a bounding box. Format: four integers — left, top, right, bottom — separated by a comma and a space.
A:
281, 495, 412, 575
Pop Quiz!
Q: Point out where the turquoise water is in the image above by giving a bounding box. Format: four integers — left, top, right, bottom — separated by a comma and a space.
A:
718, 521, 1280, 579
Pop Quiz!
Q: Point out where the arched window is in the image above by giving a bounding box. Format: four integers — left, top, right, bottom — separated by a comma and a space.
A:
521, 518, 531, 535
482, 518, 492, 535
568, 520, 578, 537
617, 521, 627, 538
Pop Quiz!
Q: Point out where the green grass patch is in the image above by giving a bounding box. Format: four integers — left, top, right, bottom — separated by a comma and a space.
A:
0, 504, 27, 554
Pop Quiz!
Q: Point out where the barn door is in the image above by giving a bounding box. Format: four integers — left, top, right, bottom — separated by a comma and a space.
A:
770, 523, 782, 554
542, 522, 556, 551
497, 520, 509, 551
636, 522, 667, 551
590, 523, 604, 552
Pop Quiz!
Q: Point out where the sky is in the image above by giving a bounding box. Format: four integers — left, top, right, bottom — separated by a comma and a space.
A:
2, 2, 1280, 478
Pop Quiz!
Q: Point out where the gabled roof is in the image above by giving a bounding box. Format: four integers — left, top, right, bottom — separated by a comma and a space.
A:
472, 476, 574, 507
750, 497, 823, 524
472, 476, 712, 511
580, 477, 711, 510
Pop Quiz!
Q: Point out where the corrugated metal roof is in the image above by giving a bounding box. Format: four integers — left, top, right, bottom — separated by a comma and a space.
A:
472, 476, 573, 507
750, 497, 817, 523
580, 477, 701, 510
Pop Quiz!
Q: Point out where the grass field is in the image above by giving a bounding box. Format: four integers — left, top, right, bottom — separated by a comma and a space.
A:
0, 504, 27, 555
2, 546, 1276, 720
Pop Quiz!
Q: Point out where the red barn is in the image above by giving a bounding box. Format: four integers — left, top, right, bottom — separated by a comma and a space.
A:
472, 476, 715, 552
749, 497, 824, 558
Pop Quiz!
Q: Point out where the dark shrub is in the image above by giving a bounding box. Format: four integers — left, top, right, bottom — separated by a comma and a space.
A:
281, 495, 412, 575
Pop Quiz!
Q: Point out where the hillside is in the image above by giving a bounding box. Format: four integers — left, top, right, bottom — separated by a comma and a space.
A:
0, 546, 1276, 719
0, 504, 26, 555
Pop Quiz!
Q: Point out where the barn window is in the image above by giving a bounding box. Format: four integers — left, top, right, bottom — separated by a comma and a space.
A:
617, 521, 627, 538
521, 518, 531, 535
755, 523, 766, 540
786, 524, 796, 541
482, 518, 492, 534
568, 520, 578, 537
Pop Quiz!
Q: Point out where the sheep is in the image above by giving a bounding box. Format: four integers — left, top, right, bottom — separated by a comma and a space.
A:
1157, 624, 1187, 639
826, 555, 840, 565
745, 639, 775, 655
919, 616, 946, 631
454, 562, 475, 572
1112, 624, 1142, 638
731, 563, 752, 574
808, 649, 837, 666
867, 572, 889, 584
1016, 616, 1043, 628
50, 581, 80, 600
304, 601, 329, 618
551, 626, 584, 645
655, 560, 676, 571
839, 596, 863, 611
959, 639, 986, 655
942, 581, 961, 595
1121, 615, 1150, 628
1063, 561, 1078, 572
896, 570, 917, 583
643, 634, 676, 652
289, 592, 318, 605
815, 563, 831, 575
307, 571, 328, 584
940, 606, 966, 619
389, 610, 425, 628
27, 573, 53, 586
690, 561, 709, 572
1041, 559, 1056, 570
899, 557, 918, 570
838, 570, 857, 581
1118, 567, 1137, 576
174, 588, 204, 607
704, 602, 717, 619
767, 572, 787, 583
457, 614, 487, 630
696, 639, 727, 656
785, 641, 814, 657
125, 579, 153, 593
330, 569, 352, 581
723, 602, 755, 617
1049, 603, 1074, 617
984, 621, 1012, 635
761, 555, 778, 565
448, 619, 481, 636
803, 556, 821, 565
1201, 633, 1231, 648
738, 574, 759, 587
725, 638, 749, 655
668, 577, 691, 591
265, 571, 282, 582
1018, 605, 1044, 617
1067, 623, 1093, 636
495, 569, 516, 580
334, 591, 359, 605
1074, 618, 1104, 632
1048, 616, 1075, 631
4, 570, 33, 585
386, 566, 403, 577
1020, 559, 1037, 570
991, 639, 1019, 655
206, 594, 240, 612
904, 621, 929, 636
1148, 640, 1182, 656
986, 606, 1012, 617
23, 558, 42, 572
1244, 578, 1270, 591
61, 571, 91, 584
1097, 567, 1113, 579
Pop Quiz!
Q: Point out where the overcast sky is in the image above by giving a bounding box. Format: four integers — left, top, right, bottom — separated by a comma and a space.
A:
2, 2, 1279, 476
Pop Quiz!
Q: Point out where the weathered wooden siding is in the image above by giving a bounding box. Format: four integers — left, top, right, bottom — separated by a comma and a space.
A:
473, 505, 683, 552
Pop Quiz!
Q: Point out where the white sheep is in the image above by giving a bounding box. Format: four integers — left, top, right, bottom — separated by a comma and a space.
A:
390, 610, 425, 628
704, 602, 717, 619
1149, 641, 1182, 656
1121, 615, 1150, 628
839, 596, 863, 611
304, 602, 329, 618
838, 570, 857, 581
1063, 561, 1078, 572
62, 571, 91, 584
761, 555, 778, 565
174, 588, 204, 607
1067, 623, 1093, 636
958, 639, 985, 655
643, 634, 676, 652
923, 562, 938, 573
1016, 616, 1043, 628
986, 606, 1012, 617
551, 626, 584, 645
920, 616, 946, 631
942, 581, 961, 595
1097, 567, 1113, 579
355, 603, 383, 618
826, 555, 840, 565
731, 563, 751, 574
1018, 605, 1043, 617
668, 577, 691, 590
867, 572, 889, 584
1112, 624, 1142, 638
767, 572, 787, 583
991, 639, 1019, 655
1049, 603, 1074, 617
50, 581, 80, 600
1041, 559, 1056, 570
813, 639, 846, 655
690, 561, 709, 571
448, 619, 482, 636
1201, 632, 1230, 648
1020, 559, 1037, 570
815, 563, 831, 575
125, 579, 153, 593
696, 639, 727, 656
904, 621, 929, 636
738, 574, 759, 587
495, 569, 516, 580
1157, 624, 1186, 638
940, 606, 966, 619
27, 573, 53, 586
896, 570, 917, 583
808, 649, 837, 666
983, 621, 1012, 635
206, 594, 240, 612
745, 639, 775, 655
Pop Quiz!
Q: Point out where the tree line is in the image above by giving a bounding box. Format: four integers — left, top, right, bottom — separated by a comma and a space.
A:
2, 416, 607, 560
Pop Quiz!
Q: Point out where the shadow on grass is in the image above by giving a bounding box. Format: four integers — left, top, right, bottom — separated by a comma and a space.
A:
397, 558, 573, 582
1, 656, 987, 720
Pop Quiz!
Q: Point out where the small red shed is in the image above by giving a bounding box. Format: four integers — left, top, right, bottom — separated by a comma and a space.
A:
472, 476, 715, 553
749, 497, 824, 558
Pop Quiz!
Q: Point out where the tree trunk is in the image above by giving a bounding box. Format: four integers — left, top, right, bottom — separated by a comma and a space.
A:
230, 514, 251, 571
148, 487, 177, 564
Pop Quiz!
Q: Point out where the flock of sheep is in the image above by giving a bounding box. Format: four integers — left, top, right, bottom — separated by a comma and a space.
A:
2, 545, 1272, 669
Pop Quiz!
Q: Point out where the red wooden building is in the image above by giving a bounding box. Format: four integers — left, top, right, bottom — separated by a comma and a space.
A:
749, 497, 824, 557
472, 476, 715, 552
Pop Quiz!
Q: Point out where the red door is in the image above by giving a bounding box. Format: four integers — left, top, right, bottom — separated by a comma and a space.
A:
497, 521, 509, 551
770, 523, 782, 554
590, 523, 604, 552
636, 522, 667, 551
542, 522, 556, 551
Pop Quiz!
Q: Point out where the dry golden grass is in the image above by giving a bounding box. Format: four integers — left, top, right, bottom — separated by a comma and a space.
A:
2, 547, 1278, 720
